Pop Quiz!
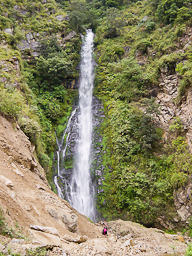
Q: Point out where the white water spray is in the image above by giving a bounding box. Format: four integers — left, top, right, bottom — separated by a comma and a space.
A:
54, 108, 76, 199
69, 30, 96, 221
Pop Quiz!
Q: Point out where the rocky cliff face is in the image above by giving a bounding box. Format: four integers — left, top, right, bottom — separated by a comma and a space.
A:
154, 67, 192, 226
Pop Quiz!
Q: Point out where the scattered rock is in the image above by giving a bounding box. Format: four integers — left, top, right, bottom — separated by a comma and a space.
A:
3, 242, 27, 256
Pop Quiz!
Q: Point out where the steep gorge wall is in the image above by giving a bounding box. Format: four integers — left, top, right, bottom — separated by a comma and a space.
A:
154, 70, 192, 225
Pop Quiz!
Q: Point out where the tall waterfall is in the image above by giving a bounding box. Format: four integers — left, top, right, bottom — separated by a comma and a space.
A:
69, 30, 96, 221
53, 30, 97, 221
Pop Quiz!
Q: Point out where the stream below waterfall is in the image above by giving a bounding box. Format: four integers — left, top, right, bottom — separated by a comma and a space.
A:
53, 30, 104, 222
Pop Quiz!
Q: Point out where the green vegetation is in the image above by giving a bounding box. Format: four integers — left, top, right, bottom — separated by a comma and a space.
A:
92, 0, 192, 226
186, 243, 192, 256
27, 247, 47, 256
0, 208, 26, 239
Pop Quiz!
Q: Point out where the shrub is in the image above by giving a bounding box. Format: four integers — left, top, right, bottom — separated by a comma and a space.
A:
0, 207, 6, 235
171, 172, 188, 189
185, 243, 192, 256
19, 117, 42, 143
155, 0, 192, 24
38, 152, 51, 171
169, 117, 183, 135
0, 88, 25, 119
27, 247, 47, 256
104, 8, 125, 38
136, 39, 151, 54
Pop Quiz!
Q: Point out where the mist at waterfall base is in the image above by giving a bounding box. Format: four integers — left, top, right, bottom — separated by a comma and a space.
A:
54, 30, 97, 222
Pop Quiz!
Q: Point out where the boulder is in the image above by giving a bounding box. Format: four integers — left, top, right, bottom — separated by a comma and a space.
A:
63, 31, 76, 41
62, 211, 78, 232
28, 229, 61, 247
0, 175, 14, 189
30, 225, 60, 237
48, 208, 59, 219
9, 238, 25, 244
177, 205, 191, 221
55, 15, 65, 21
63, 234, 88, 243
4, 28, 12, 35
26, 33, 33, 43
89, 238, 112, 255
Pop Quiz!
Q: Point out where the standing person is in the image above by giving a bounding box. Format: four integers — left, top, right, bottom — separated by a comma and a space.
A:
102, 220, 108, 236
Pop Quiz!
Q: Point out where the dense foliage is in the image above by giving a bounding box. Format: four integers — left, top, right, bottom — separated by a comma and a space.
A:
92, 0, 192, 227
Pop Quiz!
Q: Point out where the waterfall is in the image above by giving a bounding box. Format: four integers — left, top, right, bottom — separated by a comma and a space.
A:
54, 108, 77, 199
53, 30, 96, 221
69, 30, 96, 221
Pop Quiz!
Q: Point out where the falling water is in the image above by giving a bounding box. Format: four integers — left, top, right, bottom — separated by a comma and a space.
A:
54, 108, 77, 199
69, 30, 96, 221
